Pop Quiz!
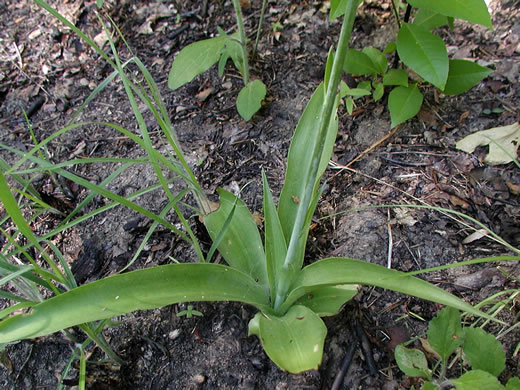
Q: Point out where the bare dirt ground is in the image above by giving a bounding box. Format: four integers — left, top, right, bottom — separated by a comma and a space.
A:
0, 0, 519, 388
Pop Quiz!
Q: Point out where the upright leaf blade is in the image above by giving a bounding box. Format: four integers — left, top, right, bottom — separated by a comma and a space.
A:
262, 171, 287, 301
168, 36, 228, 89
397, 23, 448, 90
248, 305, 327, 373
204, 189, 269, 292
278, 83, 338, 245
413, 8, 449, 31
407, 0, 492, 29
442, 59, 492, 95
343, 49, 380, 76
0, 263, 270, 344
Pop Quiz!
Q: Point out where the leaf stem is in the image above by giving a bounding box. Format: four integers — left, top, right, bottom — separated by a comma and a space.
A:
231, 0, 250, 84
273, 0, 358, 312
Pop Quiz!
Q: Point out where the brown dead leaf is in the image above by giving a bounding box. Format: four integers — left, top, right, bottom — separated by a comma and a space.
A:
195, 87, 214, 102
449, 194, 470, 209
240, 0, 251, 11
458, 110, 470, 125
506, 181, 520, 195
419, 338, 442, 360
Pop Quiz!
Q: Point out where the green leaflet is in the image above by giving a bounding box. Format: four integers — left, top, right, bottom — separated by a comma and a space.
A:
388, 84, 423, 128
236, 79, 266, 120
397, 23, 448, 90
427, 307, 464, 363
293, 284, 358, 317
248, 305, 327, 373
282, 258, 494, 321
395, 345, 432, 380
463, 327, 505, 377
407, 0, 492, 29
443, 59, 492, 95
343, 49, 381, 76
168, 36, 228, 90
203, 189, 269, 292
0, 263, 270, 344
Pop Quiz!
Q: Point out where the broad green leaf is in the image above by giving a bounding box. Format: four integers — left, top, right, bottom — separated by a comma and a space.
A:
218, 32, 244, 77
357, 81, 371, 91
442, 59, 492, 95
427, 307, 463, 363
423, 382, 440, 390
395, 345, 432, 379
451, 370, 505, 390
397, 23, 448, 89
456, 122, 520, 166
384, 42, 397, 54
407, 0, 492, 29
262, 171, 287, 301
343, 87, 371, 98
413, 9, 449, 31
204, 189, 268, 291
330, 0, 362, 20
506, 377, 520, 390
362, 47, 388, 74
248, 305, 327, 373
388, 85, 423, 128
168, 36, 228, 90
383, 69, 409, 87
236, 80, 266, 121
373, 82, 384, 101
0, 263, 270, 344
344, 49, 380, 76
278, 83, 338, 253
345, 96, 354, 114
282, 258, 491, 321
294, 284, 358, 316
463, 327, 505, 376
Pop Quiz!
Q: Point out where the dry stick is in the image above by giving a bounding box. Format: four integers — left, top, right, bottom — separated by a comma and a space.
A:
330, 339, 359, 390
343, 124, 402, 168
354, 318, 378, 376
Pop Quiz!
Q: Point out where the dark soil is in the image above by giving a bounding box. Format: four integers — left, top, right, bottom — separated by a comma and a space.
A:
1, 0, 519, 388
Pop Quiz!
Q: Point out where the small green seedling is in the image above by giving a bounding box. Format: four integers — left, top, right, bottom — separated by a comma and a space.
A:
333, 0, 493, 127
395, 307, 520, 390
177, 305, 203, 319
168, 0, 266, 120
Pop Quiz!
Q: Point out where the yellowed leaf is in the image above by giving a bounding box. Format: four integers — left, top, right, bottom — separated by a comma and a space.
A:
456, 122, 520, 165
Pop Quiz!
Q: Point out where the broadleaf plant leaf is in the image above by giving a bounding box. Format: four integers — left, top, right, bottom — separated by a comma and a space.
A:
343, 49, 380, 76
442, 59, 492, 95
388, 85, 423, 128
0, 263, 270, 344
203, 188, 269, 291
397, 23, 448, 89
395, 345, 432, 379
236, 79, 266, 120
427, 307, 464, 363
362, 47, 387, 74
168, 36, 228, 89
451, 370, 505, 390
463, 327, 505, 376
248, 305, 327, 373
383, 69, 409, 87
413, 8, 449, 31
506, 377, 520, 390
281, 258, 494, 322
407, 0, 492, 29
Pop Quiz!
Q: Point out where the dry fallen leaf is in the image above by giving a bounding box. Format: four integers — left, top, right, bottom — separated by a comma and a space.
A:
456, 121, 520, 165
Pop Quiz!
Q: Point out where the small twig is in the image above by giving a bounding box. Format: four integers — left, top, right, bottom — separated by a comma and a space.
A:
331, 339, 359, 390
253, 0, 268, 58
354, 318, 377, 376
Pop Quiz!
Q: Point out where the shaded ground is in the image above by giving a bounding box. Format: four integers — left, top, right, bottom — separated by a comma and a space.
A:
0, 0, 519, 388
